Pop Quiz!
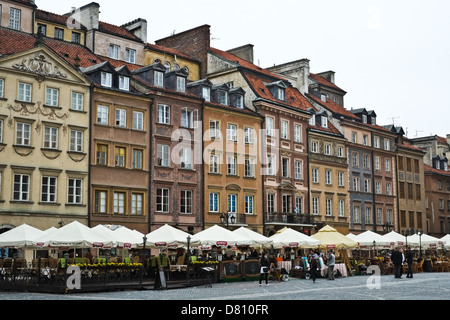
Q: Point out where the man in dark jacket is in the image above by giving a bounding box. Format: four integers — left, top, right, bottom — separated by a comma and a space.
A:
405, 247, 414, 278
391, 248, 403, 278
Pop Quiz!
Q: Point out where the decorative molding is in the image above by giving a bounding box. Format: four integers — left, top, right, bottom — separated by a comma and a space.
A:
12, 53, 68, 81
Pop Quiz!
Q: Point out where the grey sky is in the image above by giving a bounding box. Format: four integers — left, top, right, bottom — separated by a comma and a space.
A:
37, 0, 450, 138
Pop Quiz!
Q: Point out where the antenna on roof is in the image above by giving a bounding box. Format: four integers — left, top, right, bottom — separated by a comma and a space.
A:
388, 117, 400, 125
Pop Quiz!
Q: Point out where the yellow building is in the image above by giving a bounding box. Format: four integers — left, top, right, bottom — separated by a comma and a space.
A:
0, 31, 91, 231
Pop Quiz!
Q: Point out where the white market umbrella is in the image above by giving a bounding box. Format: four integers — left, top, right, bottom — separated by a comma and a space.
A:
311, 225, 358, 250
0, 224, 45, 248
233, 227, 272, 247
144, 224, 199, 249
113, 226, 145, 249
408, 233, 444, 249
270, 228, 320, 249
33, 220, 113, 248
191, 225, 254, 247
385, 231, 418, 247
353, 230, 396, 249
91, 225, 117, 247
346, 233, 359, 242
440, 234, 450, 249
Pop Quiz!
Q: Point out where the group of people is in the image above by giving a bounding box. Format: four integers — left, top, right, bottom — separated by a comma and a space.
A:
258, 249, 336, 285
391, 246, 414, 278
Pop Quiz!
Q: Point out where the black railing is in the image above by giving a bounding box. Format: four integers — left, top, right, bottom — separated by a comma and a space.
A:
266, 212, 315, 225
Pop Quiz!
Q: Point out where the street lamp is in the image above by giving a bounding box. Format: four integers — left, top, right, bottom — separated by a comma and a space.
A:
220, 212, 236, 230
417, 230, 423, 257
404, 228, 415, 247
373, 240, 376, 258
382, 222, 392, 233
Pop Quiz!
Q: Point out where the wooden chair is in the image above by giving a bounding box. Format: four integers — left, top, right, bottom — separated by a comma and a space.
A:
417, 259, 424, 272
2, 258, 13, 275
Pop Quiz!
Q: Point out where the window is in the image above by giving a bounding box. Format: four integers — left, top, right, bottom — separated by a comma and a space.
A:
321, 116, 328, 128
16, 122, 31, 146
312, 197, 319, 215
96, 144, 108, 165
363, 135, 368, 146
295, 197, 303, 214
43, 126, 58, 149
210, 120, 220, 139
101, 72, 112, 87
377, 208, 383, 225
0, 119, 3, 144
97, 105, 109, 125
235, 95, 244, 109
339, 199, 345, 217
133, 111, 144, 130
41, 176, 57, 203
18, 82, 32, 102
115, 108, 127, 127
282, 158, 289, 178
157, 104, 170, 124
294, 124, 302, 143
71, 92, 84, 111
157, 144, 170, 167
45, 88, 59, 107
0, 79, 4, 98
228, 194, 237, 213
352, 152, 358, 167
311, 141, 318, 153
352, 132, 357, 143
244, 127, 254, 144
180, 147, 193, 169
94, 190, 107, 213
9, 8, 21, 30
131, 193, 143, 215
281, 120, 288, 139
132, 149, 143, 169
384, 139, 390, 151
109, 44, 120, 59
364, 179, 371, 192
353, 177, 359, 191
218, 90, 228, 105
156, 188, 170, 212
362, 115, 367, 124
386, 182, 392, 195
277, 87, 285, 101
353, 206, 360, 223
365, 207, 372, 224
376, 181, 381, 194
363, 154, 370, 169
176, 76, 186, 92
37, 23, 47, 36
266, 155, 275, 176
209, 154, 220, 174
180, 190, 193, 214
54, 28, 64, 40
312, 168, 319, 183
326, 198, 333, 216
114, 192, 126, 214
338, 146, 344, 157
71, 32, 81, 44
227, 155, 237, 175
245, 158, 255, 178
385, 159, 391, 172
119, 76, 129, 91
267, 194, 275, 213
202, 87, 211, 102
325, 170, 332, 185
181, 108, 197, 129
245, 195, 254, 214
13, 174, 29, 201
375, 157, 380, 171
154, 71, 164, 87
399, 182, 405, 199
338, 172, 345, 186
324, 144, 331, 155
387, 209, 393, 225
295, 161, 302, 180
114, 146, 126, 167
210, 192, 219, 212
374, 137, 380, 148
266, 117, 274, 137
68, 178, 83, 204
125, 48, 136, 63
227, 124, 237, 142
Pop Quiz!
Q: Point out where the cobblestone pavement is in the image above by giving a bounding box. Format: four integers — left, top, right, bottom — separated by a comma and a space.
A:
1, 272, 450, 301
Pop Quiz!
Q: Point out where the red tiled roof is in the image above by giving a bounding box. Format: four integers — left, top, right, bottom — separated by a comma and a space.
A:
36, 9, 82, 28
437, 136, 450, 145
397, 141, 426, 153
307, 105, 343, 137
307, 92, 359, 120
98, 21, 141, 42
310, 73, 346, 93
43, 37, 101, 69
424, 164, 450, 177
9, 0, 36, 7
98, 55, 143, 71
0, 27, 36, 55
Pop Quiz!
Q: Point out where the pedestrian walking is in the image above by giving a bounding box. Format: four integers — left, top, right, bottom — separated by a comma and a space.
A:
391, 247, 403, 278
326, 249, 335, 280
405, 247, 414, 278
259, 252, 270, 286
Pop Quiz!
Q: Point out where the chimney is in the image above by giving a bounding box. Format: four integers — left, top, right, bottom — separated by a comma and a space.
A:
122, 18, 148, 43
227, 44, 254, 64
76, 2, 100, 30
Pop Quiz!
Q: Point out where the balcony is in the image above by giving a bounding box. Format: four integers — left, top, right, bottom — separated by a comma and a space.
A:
265, 213, 315, 226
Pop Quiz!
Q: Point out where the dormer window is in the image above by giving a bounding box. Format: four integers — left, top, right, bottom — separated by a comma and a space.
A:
309, 114, 316, 126
362, 114, 367, 124
321, 94, 327, 102
235, 95, 244, 109
101, 72, 112, 87
154, 71, 164, 87
218, 90, 228, 105
321, 116, 328, 128
176, 76, 186, 92
202, 87, 211, 102
119, 76, 129, 91
371, 117, 376, 125
278, 87, 285, 101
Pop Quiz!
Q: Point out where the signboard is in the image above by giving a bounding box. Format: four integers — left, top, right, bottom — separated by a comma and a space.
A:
216, 241, 227, 246
326, 244, 336, 249
155, 242, 167, 247
92, 242, 104, 248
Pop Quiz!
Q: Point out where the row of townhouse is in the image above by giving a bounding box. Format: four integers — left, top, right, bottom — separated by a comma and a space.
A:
0, 0, 449, 239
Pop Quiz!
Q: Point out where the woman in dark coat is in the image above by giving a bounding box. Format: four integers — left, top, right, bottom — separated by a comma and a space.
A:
259, 252, 270, 286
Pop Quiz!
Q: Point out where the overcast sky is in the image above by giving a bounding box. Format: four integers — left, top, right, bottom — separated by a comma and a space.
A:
37, 0, 450, 139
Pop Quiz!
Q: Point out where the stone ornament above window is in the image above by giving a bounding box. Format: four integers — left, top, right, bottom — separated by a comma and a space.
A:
13, 53, 68, 81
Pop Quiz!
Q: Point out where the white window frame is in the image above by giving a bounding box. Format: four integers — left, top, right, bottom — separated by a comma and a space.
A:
18, 82, 32, 102
95, 190, 107, 213
154, 71, 164, 87
157, 104, 170, 124
244, 127, 254, 144
125, 48, 136, 63
13, 173, 30, 201
227, 124, 237, 142
68, 178, 83, 204
266, 117, 274, 137
45, 87, 59, 107
133, 111, 144, 130
97, 105, 109, 125
312, 197, 319, 215
227, 155, 237, 175
210, 192, 219, 212
71, 92, 84, 111
16, 122, 31, 146
132, 149, 143, 169
101, 72, 112, 87
210, 120, 220, 139
132, 193, 143, 215
281, 120, 288, 139
353, 206, 360, 223
325, 170, 332, 185
294, 124, 302, 143
245, 195, 254, 214
157, 144, 170, 167
210, 154, 220, 174
245, 157, 255, 178
295, 160, 302, 180
119, 76, 130, 91
176, 76, 186, 92
9, 8, 21, 30
0, 79, 4, 98
43, 126, 58, 149
228, 194, 237, 213
109, 44, 120, 59
70, 130, 83, 152
115, 108, 127, 128
114, 192, 126, 214
41, 176, 57, 203
339, 199, 345, 217
267, 194, 275, 213
312, 168, 319, 183
326, 198, 333, 216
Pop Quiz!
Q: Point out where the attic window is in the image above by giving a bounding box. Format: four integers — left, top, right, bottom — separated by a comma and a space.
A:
235, 95, 244, 109
320, 94, 327, 102
101, 72, 112, 88
176, 76, 186, 92
321, 116, 328, 128
371, 117, 376, 125
119, 76, 129, 91
362, 114, 367, 124
278, 87, 285, 101
202, 87, 211, 102
218, 90, 228, 105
